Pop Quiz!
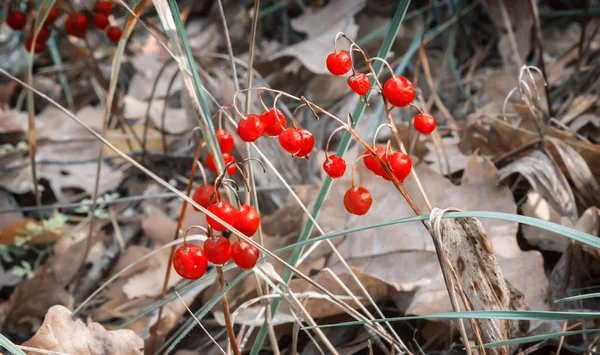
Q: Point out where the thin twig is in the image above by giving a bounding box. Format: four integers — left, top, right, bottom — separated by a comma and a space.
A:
216, 265, 241, 355
528, 0, 554, 118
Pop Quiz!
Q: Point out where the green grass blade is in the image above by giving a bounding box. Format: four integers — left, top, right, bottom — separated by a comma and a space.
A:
46, 38, 74, 109
474, 329, 600, 349
250, 1, 412, 352
152, 1, 232, 187
556, 293, 600, 303
120, 210, 598, 334
0, 332, 27, 355
302, 310, 600, 330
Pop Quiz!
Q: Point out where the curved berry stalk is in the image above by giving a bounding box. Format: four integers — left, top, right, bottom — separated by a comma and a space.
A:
344, 155, 373, 215
323, 126, 348, 179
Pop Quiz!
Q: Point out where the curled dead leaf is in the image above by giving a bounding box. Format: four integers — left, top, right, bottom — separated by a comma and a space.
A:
22, 305, 143, 355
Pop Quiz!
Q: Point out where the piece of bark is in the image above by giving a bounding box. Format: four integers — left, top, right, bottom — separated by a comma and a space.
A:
435, 208, 529, 354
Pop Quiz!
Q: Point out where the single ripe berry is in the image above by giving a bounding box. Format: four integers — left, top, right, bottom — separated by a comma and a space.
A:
231, 240, 259, 270
295, 128, 314, 158
323, 155, 346, 179
24, 36, 47, 53
215, 129, 234, 153
326, 50, 352, 75
262, 108, 286, 136
206, 201, 236, 231
343, 186, 373, 216
106, 26, 122, 43
234, 204, 260, 237
388, 152, 412, 182
237, 114, 265, 142
278, 128, 304, 156
44, 6, 59, 26
383, 75, 416, 108
204, 236, 232, 265
64, 12, 89, 38
7, 11, 27, 31
94, 0, 113, 15
192, 184, 219, 211
206, 153, 236, 176
93, 13, 109, 30
363, 146, 387, 176
173, 244, 208, 279
413, 113, 436, 135
32, 27, 51, 43
347, 73, 371, 96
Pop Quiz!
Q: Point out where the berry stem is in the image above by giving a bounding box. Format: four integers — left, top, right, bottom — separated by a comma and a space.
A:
152, 137, 204, 349
367, 57, 397, 79
372, 123, 393, 148
408, 103, 425, 115
194, 160, 208, 185
290, 103, 307, 129
257, 89, 269, 112
182, 225, 209, 245
324, 125, 347, 159
216, 265, 242, 355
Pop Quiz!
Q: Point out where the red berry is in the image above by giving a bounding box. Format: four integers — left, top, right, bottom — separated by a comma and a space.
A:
206, 153, 236, 176
262, 108, 286, 136
234, 204, 260, 237
206, 201, 236, 231
64, 12, 88, 38
204, 236, 232, 265
7, 11, 27, 31
326, 50, 352, 76
94, 0, 113, 15
192, 184, 219, 211
92, 13, 109, 29
231, 240, 259, 270
44, 6, 59, 26
215, 129, 234, 153
383, 76, 416, 108
323, 155, 346, 179
32, 27, 51, 43
173, 244, 208, 279
24, 36, 47, 53
343, 186, 373, 216
106, 26, 122, 43
363, 146, 387, 176
347, 73, 371, 96
388, 152, 412, 182
295, 128, 314, 158
237, 114, 265, 142
413, 113, 436, 135
278, 128, 303, 156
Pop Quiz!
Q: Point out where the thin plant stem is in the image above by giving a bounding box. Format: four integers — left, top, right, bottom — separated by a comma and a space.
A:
148, 138, 204, 352
528, 0, 554, 118
216, 265, 241, 355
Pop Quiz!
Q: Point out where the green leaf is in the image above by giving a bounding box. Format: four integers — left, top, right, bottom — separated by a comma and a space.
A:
302, 310, 600, 330
0, 332, 27, 355
555, 293, 600, 303
474, 329, 600, 349
250, 1, 413, 353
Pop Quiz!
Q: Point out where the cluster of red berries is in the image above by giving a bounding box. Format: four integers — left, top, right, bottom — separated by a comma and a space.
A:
173, 235, 259, 280
237, 109, 314, 159
205, 129, 237, 176
66, 1, 121, 43
7, 6, 58, 53
323, 45, 437, 216
172, 169, 262, 279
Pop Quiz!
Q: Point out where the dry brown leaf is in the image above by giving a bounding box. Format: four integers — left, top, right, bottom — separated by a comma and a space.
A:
459, 114, 600, 184
268, 0, 365, 74
111, 245, 157, 279
2, 267, 73, 333
551, 140, 600, 208
560, 95, 599, 125
521, 192, 569, 252
103, 119, 172, 164
123, 96, 191, 135
498, 150, 577, 222
22, 305, 143, 355
142, 202, 206, 245
326, 149, 548, 316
